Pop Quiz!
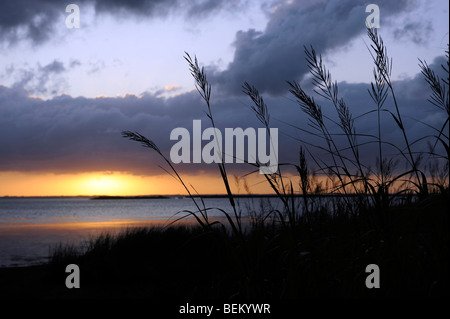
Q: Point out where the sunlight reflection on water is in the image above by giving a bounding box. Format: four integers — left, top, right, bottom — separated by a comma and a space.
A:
0, 197, 280, 267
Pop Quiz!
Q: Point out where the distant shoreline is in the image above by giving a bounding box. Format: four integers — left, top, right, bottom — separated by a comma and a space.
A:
90, 195, 170, 200
90, 194, 284, 200
0, 193, 418, 199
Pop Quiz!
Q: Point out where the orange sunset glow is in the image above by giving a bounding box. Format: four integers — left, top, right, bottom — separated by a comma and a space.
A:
0, 171, 276, 196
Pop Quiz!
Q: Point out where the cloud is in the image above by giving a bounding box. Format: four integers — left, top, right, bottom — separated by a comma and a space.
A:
209, 0, 417, 96
0, 0, 446, 179
69, 60, 82, 68
87, 60, 106, 74
0, 0, 62, 44
0, 53, 447, 178
4, 60, 76, 96
393, 20, 434, 45
0, 0, 245, 45
92, 0, 244, 18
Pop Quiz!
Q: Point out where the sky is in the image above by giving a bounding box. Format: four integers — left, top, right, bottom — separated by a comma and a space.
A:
0, 0, 448, 196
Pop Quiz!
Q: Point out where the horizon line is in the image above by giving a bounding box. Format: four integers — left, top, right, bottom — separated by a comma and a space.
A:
0, 193, 410, 199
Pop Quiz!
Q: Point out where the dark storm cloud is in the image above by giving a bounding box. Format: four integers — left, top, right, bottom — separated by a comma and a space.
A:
0, 0, 243, 45
92, 0, 178, 15
0, 54, 447, 176
0, 83, 275, 175
209, 0, 416, 96
91, 0, 243, 18
0, 0, 62, 44
95, 0, 232, 16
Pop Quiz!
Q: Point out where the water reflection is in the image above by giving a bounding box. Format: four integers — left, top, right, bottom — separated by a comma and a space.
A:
0, 218, 185, 267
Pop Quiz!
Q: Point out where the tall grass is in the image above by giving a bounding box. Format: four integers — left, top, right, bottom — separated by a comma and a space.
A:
83, 28, 450, 298
120, 26, 448, 247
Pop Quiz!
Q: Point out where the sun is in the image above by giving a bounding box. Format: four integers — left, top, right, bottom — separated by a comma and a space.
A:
82, 174, 123, 195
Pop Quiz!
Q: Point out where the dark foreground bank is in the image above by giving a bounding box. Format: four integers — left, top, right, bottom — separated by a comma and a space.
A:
0, 193, 448, 300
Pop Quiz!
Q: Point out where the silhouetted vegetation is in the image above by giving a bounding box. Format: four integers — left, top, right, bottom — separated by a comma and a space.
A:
2, 28, 447, 299
40, 195, 447, 299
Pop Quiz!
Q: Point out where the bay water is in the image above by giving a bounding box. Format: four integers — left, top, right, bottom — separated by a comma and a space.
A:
0, 196, 280, 267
